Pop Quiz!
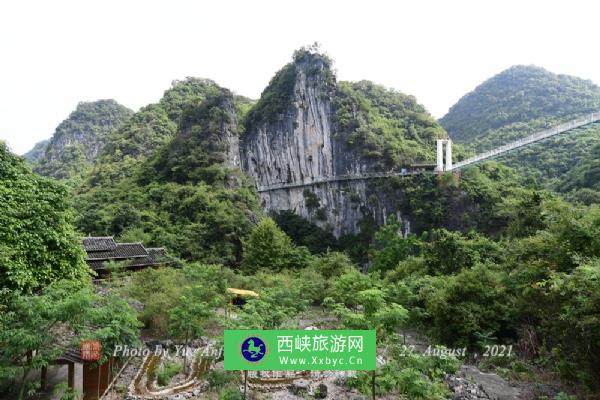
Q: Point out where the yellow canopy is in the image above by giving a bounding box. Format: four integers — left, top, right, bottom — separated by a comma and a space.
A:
227, 288, 259, 297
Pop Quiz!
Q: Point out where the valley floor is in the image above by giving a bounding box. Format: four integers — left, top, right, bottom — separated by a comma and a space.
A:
96, 309, 573, 400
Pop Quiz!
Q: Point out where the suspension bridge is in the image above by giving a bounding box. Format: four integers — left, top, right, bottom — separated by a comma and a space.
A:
256, 111, 600, 193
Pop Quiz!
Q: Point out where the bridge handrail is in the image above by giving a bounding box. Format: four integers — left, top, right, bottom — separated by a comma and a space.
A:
256, 171, 421, 192
451, 111, 600, 170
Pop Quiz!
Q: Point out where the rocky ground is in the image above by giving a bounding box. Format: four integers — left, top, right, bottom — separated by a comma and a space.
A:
99, 321, 572, 400
103, 356, 144, 399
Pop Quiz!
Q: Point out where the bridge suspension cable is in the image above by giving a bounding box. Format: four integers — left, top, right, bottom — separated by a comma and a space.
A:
450, 111, 600, 170
255, 111, 600, 192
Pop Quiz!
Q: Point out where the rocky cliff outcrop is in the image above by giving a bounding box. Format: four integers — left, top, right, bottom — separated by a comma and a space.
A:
240, 50, 446, 236
34, 99, 132, 179
22, 139, 49, 164
242, 53, 336, 187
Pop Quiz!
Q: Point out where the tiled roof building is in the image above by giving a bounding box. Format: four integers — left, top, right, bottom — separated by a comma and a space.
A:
83, 237, 173, 272
82, 236, 117, 252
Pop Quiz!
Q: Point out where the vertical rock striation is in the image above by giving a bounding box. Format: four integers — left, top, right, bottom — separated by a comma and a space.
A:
240, 50, 445, 237
241, 53, 335, 188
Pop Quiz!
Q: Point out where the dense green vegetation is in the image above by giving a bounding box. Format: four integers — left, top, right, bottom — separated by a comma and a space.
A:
145, 85, 248, 185
5, 49, 600, 399
0, 141, 140, 399
272, 210, 340, 254
334, 80, 448, 169
93, 104, 177, 181
0, 142, 89, 292
558, 139, 600, 203
362, 176, 600, 391
73, 80, 261, 265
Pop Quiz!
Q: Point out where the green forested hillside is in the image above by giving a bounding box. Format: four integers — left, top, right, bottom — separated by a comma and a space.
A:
441, 65, 600, 145
334, 80, 448, 168
440, 66, 600, 187
33, 99, 133, 179
73, 79, 261, 264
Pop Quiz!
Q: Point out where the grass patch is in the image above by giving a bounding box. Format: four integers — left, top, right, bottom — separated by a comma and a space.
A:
156, 360, 183, 386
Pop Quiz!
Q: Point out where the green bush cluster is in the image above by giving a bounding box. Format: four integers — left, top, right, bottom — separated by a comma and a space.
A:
377, 189, 600, 390
348, 341, 459, 399
156, 360, 183, 386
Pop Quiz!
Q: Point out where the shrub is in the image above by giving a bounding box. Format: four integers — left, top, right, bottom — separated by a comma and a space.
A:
118, 267, 183, 336
418, 264, 511, 348
218, 386, 243, 400
156, 360, 182, 386
241, 218, 311, 272
207, 370, 239, 390
348, 342, 458, 399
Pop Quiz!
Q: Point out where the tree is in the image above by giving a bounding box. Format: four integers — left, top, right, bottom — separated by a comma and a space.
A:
241, 218, 310, 272
419, 264, 511, 348
118, 267, 184, 335
424, 229, 502, 275
0, 280, 140, 399
370, 216, 422, 273
325, 288, 407, 339
499, 191, 548, 238
326, 269, 380, 309
169, 286, 214, 372
231, 286, 309, 330
310, 250, 354, 279
533, 260, 600, 386
0, 142, 90, 292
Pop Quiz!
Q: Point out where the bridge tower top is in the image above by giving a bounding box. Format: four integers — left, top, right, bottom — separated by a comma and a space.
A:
436, 139, 453, 171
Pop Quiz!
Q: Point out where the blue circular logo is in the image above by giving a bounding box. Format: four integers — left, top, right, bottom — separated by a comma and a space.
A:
241, 336, 266, 362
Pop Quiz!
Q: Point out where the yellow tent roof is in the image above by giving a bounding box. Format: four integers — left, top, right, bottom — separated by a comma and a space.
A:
227, 288, 259, 297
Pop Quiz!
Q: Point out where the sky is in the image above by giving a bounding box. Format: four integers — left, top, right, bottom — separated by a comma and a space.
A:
1, 0, 599, 155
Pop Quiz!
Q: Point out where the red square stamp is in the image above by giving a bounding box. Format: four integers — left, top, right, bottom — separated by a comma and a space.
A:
80, 340, 102, 361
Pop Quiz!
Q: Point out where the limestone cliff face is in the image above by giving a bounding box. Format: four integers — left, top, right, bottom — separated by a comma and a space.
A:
240, 52, 422, 237
241, 55, 335, 188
